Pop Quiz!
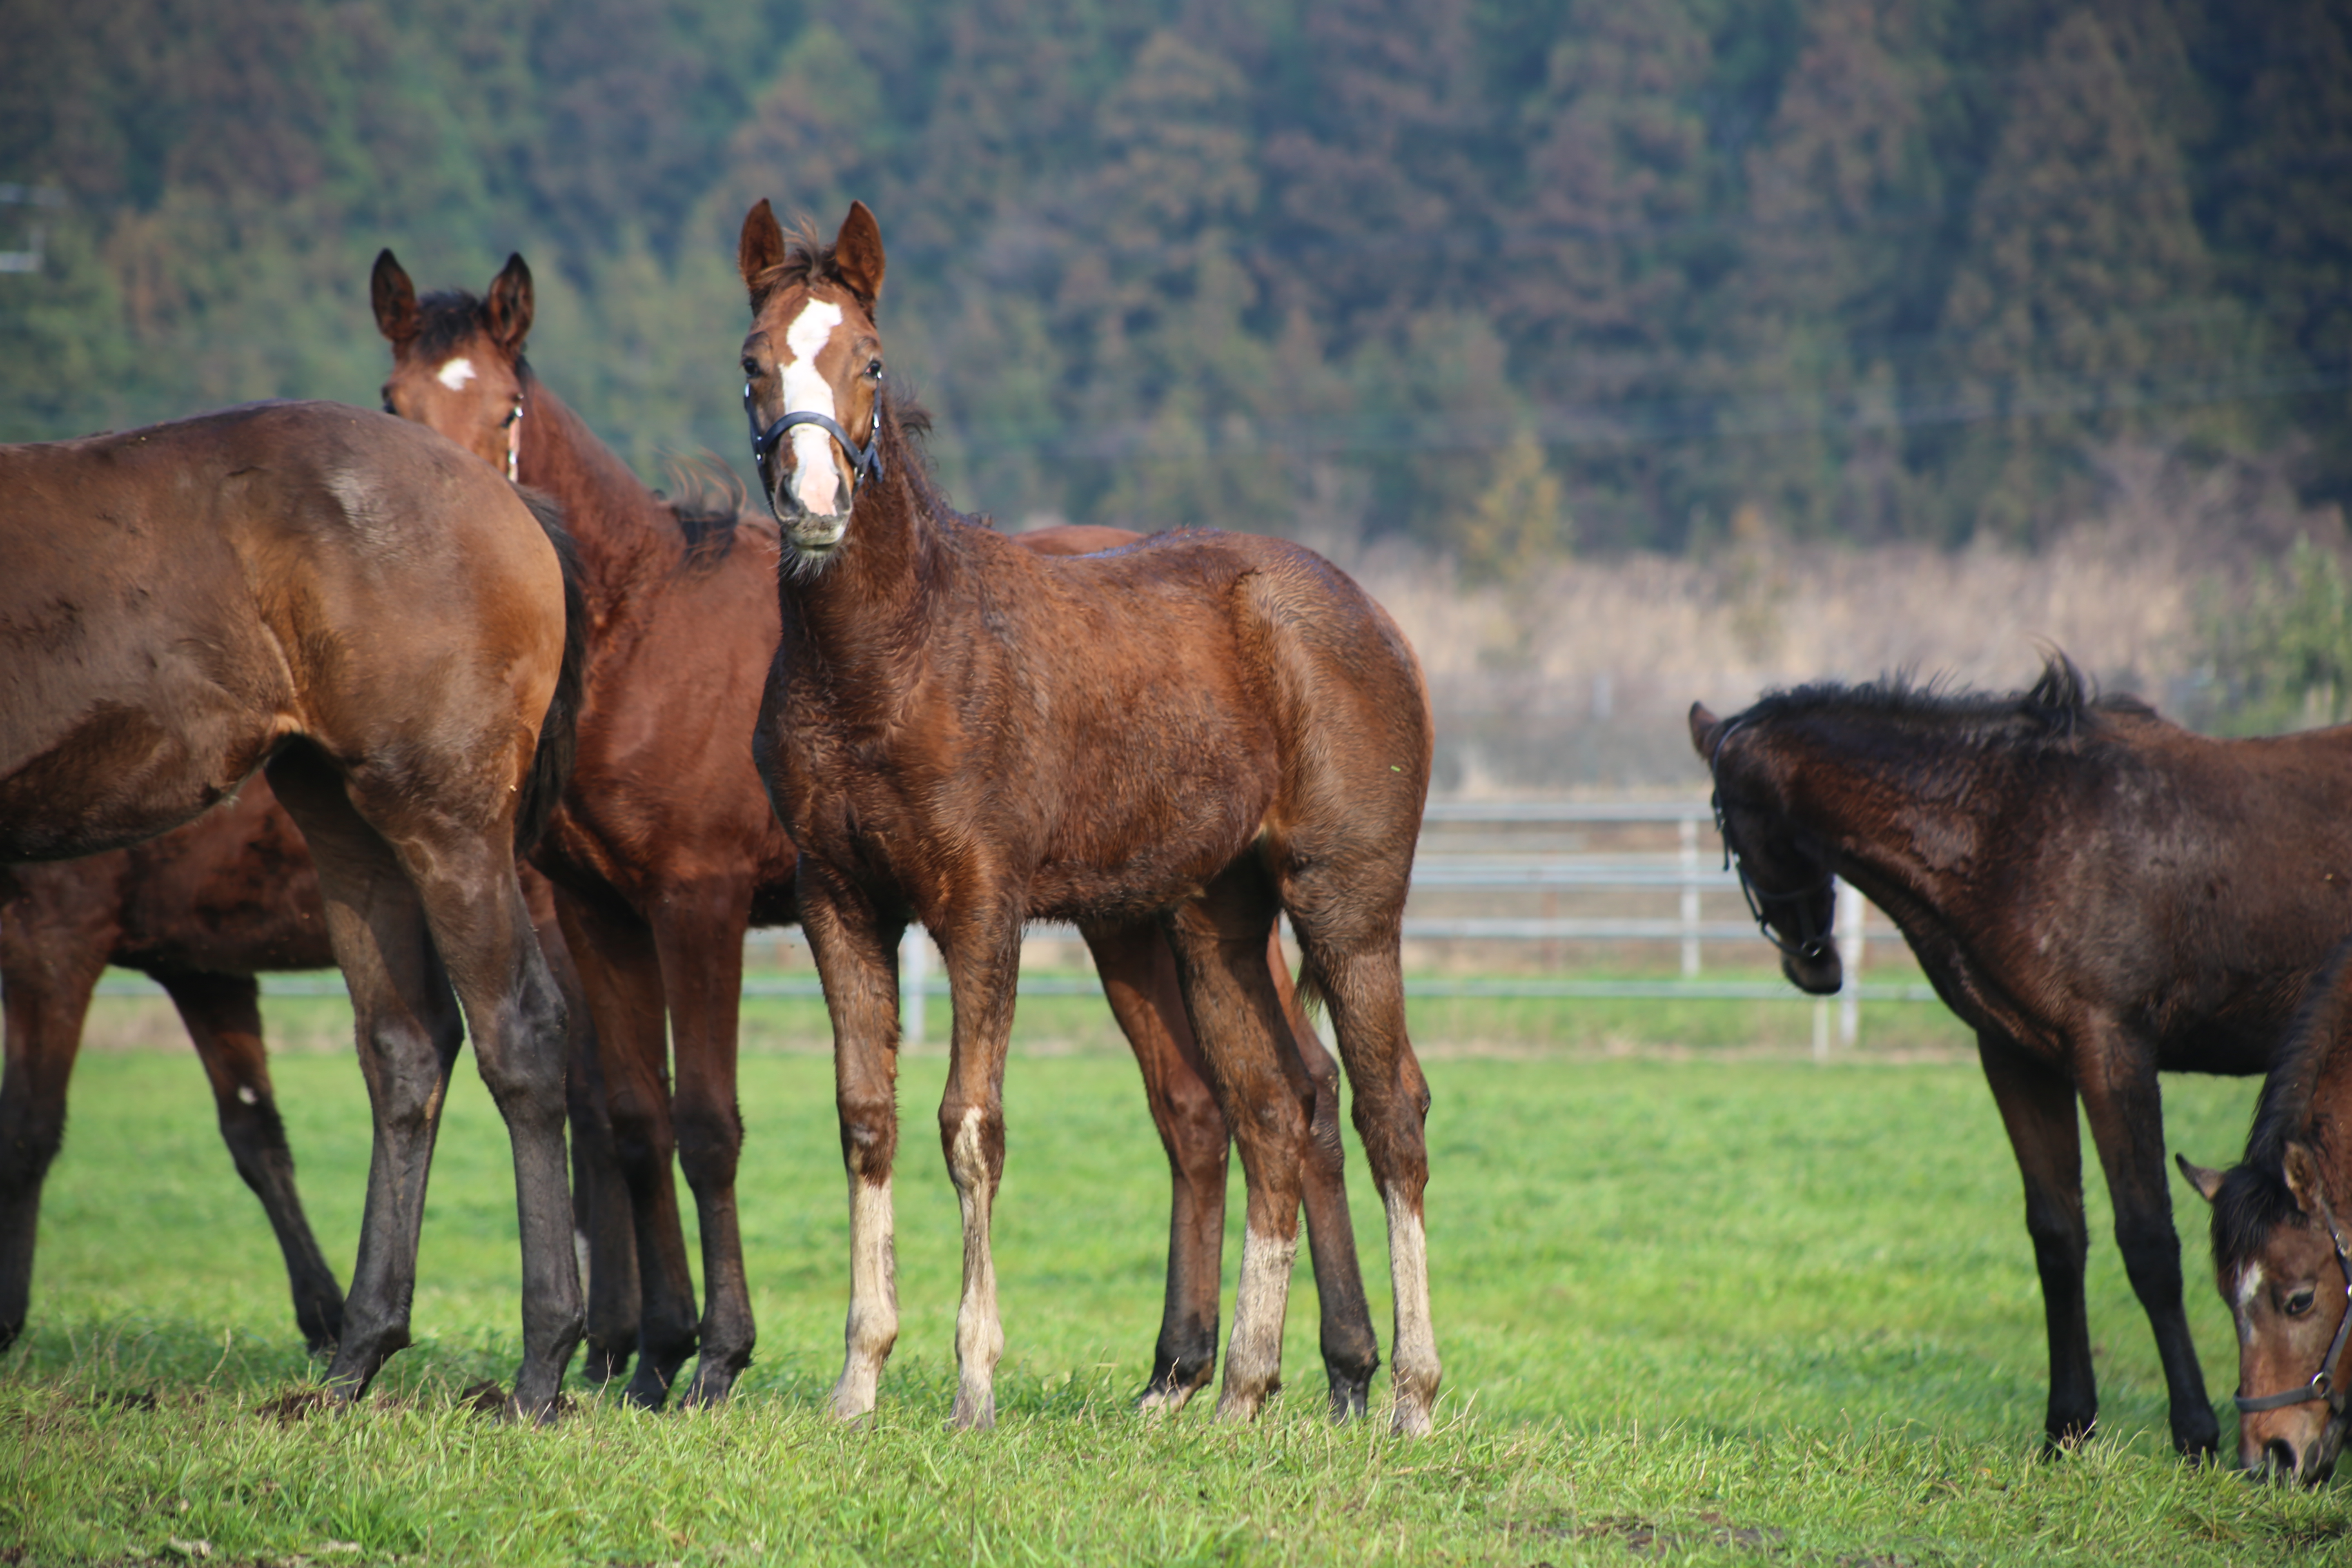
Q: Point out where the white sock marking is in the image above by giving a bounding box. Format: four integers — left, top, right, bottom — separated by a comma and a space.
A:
436, 357, 477, 390
1221, 1222, 1296, 1417
1384, 1185, 1439, 1434
782, 298, 847, 517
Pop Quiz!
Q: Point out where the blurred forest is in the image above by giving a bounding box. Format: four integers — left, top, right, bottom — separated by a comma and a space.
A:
4, 0, 2350, 777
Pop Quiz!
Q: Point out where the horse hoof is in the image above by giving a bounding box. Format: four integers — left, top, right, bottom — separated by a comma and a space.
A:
949, 1391, 996, 1431
579, 1341, 633, 1386
1136, 1381, 1198, 1418
620, 1370, 671, 1412
1327, 1370, 1372, 1423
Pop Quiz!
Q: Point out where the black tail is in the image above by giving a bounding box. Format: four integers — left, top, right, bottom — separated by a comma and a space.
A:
514, 486, 586, 855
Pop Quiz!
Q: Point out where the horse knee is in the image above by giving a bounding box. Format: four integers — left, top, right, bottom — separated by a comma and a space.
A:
838, 1093, 897, 1183
0, 1109, 64, 1199
937, 1101, 1003, 1191
673, 1104, 742, 1192
470, 1000, 567, 1122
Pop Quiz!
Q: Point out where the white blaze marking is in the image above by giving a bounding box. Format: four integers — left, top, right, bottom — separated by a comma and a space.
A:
436, 357, 477, 390
2237, 1263, 2266, 1310
782, 298, 847, 516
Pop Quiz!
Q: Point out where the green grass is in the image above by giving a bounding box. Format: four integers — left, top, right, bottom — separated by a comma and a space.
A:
7, 995, 2349, 1564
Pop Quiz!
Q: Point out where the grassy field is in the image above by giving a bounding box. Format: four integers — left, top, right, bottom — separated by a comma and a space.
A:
6, 985, 2348, 1564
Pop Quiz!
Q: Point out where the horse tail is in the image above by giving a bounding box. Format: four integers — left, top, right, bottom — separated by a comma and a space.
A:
514, 485, 586, 855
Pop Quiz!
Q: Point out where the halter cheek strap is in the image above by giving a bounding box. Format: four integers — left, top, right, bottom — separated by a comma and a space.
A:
2235, 1193, 2352, 1416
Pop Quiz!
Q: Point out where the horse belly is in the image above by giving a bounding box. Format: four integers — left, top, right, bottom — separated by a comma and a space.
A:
115, 788, 333, 973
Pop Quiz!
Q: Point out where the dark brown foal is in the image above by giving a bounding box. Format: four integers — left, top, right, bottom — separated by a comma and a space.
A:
0, 402, 584, 1415
374, 254, 1376, 1414
1695, 657, 2352, 1459
735, 201, 1437, 1432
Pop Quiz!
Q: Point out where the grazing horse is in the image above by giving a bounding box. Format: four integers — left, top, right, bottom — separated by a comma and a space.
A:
735, 200, 1437, 1432
1691, 655, 2352, 1458
2180, 938, 2352, 1483
0, 793, 601, 1361
372, 252, 1379, 1414
0, 401, 585, 1415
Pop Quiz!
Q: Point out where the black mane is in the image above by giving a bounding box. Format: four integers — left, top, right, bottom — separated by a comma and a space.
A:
2212, 938, 2352, 1269
1739, 653, 2157, 751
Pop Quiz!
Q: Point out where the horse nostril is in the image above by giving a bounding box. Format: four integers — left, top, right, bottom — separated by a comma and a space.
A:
2265, 1438, 2298, 1479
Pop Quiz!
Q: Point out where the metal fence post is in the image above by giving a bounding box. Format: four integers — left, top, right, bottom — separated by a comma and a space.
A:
900, 926, 927, 1048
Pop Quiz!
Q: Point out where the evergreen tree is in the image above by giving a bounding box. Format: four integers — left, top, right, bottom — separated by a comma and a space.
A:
1933, 6, 2232, 542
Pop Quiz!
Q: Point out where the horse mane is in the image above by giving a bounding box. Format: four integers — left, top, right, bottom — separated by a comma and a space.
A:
2212, 940, 2352, 1269
654, 454, 756, 568
1742, 652, 2156, 751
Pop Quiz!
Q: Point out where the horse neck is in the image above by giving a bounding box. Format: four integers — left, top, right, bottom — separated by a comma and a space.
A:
514, 379, 682, 610
1764, 716, 1990, 911
776, 454, 943, 697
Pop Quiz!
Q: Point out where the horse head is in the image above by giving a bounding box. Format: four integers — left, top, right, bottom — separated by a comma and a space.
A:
735, 199, 888, 560
2183, 1143, 2352, 1482
372, 249, 532, 481
1688, 701, 1842, 995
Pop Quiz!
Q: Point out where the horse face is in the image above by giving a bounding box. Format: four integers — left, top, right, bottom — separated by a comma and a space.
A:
372, 249, 532, 481
737, 201, 887, 559
2220, 1221, 2348, 1482
1689, 702, 1842, 995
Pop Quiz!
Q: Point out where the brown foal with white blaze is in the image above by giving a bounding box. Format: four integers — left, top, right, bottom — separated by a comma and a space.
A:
736, 200, 1439, 1432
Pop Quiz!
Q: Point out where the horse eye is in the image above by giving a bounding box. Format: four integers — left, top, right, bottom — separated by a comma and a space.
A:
2286, 1289, 2317, 1317
866, 358, 883, 379
742, 358, 761, 379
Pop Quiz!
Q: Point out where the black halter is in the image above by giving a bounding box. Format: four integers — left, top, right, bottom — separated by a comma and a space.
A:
746, 389, 883, 505
1707, 718, 1837, 967
2234, 1189, 2352, 1416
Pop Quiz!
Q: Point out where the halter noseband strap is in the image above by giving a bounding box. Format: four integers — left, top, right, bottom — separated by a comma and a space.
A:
747, 396, 884, 499
2234, 1190, 2352, 1416
1706, 717, 1836, 967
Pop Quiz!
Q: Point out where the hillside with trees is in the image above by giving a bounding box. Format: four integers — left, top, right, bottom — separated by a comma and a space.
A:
3, 0, 2347, 730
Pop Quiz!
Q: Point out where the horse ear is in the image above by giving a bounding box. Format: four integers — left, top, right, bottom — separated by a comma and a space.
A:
739, 199, 786, 307
485, 254, 534, 352
2285, 1141, 2328, 1217
1688, 702, 1719, 761
2176, 1154, 2224, 1204
372, 249, 419, 345
834, 200, 885, 310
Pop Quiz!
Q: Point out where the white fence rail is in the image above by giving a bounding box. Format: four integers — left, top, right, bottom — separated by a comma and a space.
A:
91, 800, 1939, 1058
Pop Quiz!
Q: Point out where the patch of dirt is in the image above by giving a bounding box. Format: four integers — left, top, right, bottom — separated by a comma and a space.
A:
254, 1390, 332, 1425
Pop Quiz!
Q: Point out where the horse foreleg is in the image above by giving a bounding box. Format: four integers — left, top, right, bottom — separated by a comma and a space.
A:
800, 873, 904, 1422
1976, 1030, 2097, 1452
1164, 878, 1314, 1425
1271, 931, 1380, 1419
160, 971, 344, 1354
270, 751, 464, 1403
653, 887, 758, 1407
0, 892, 111, 1352
937, 905, 1023, 1431
2074, 1028, 2220, 1460
552, 889, 699, 1408
524, 870, 634, 1386
1083, 921, 1229, 1412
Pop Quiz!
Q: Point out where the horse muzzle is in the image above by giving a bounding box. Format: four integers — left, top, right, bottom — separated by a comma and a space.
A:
1782, 946, 1842, 996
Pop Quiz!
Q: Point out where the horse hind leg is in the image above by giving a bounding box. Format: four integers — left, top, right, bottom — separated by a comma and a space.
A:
1272, 931, 1381, 1420
523, 871, 636, 1387
159, 970, 344, 1354
267, 748, 468, 1403
1082, 920, 1228, 1412
1161, 871, 1315, 1423
1290, 919, 1439, 1437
